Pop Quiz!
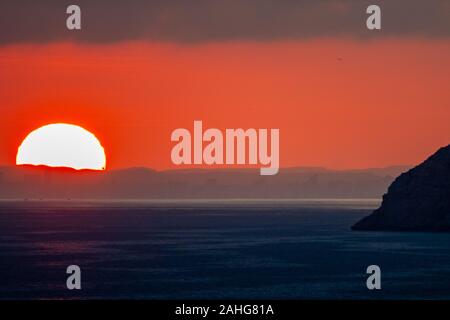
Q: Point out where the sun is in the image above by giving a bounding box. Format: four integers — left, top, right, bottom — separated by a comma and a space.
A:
16, 123, 106, 171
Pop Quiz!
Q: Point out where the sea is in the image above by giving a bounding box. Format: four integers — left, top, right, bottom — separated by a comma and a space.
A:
1, 199, 450, 300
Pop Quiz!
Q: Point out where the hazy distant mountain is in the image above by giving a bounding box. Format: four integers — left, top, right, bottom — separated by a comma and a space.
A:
0, 165, 410, 200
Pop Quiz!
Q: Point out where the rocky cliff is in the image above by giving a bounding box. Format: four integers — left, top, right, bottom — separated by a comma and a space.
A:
352, 145, 450, 231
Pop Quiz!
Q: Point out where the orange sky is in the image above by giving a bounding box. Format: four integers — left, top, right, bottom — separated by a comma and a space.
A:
0, 39, 449, 170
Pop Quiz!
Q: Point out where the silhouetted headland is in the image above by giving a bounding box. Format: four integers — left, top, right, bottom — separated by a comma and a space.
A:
352, 145, 450, 232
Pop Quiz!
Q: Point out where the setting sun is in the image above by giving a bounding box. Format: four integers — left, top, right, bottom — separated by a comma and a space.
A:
16, 123, 106, 171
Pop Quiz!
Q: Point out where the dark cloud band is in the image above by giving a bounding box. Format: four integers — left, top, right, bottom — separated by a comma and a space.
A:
0, 0, 448, 45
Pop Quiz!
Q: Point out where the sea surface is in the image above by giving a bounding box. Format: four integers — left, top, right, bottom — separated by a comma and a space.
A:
1, 199, 450, 300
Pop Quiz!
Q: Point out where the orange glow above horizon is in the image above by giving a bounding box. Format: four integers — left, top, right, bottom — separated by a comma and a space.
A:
1, 39, 450, 170
16, 123, 106, 171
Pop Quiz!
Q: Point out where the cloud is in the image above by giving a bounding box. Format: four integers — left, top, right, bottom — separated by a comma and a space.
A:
0, 0, 449, 45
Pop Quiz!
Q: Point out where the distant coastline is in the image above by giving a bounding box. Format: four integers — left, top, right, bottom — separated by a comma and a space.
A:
0, 165, 408, 200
